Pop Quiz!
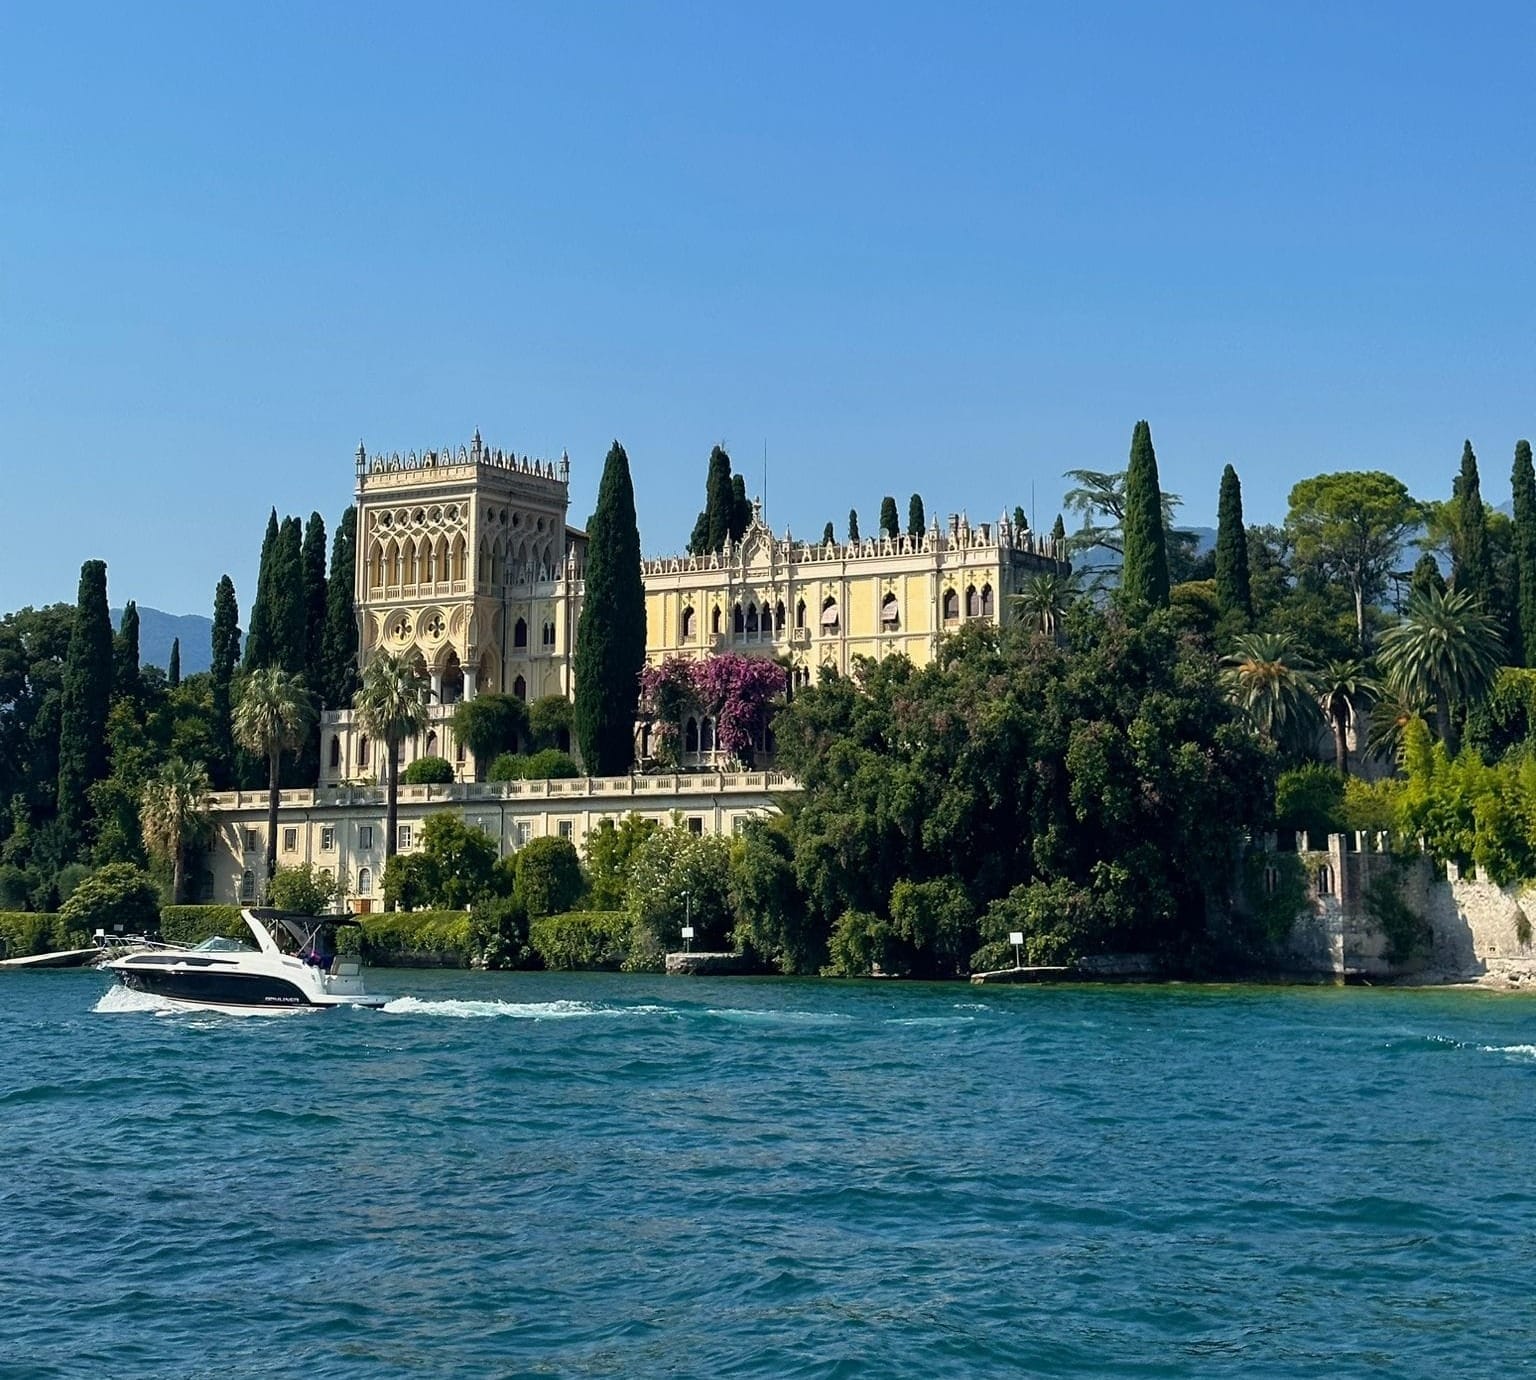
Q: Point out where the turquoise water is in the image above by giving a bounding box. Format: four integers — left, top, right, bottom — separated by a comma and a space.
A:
3, 973, 1535, 1378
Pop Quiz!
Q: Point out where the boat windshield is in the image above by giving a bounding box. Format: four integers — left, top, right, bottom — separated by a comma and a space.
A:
193, 936, 255, 953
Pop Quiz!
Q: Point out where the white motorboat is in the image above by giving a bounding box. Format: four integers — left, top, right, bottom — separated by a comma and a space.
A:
103, 908, 387, 1014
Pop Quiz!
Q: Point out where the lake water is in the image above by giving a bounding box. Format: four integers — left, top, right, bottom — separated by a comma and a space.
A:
3, 970, 1534, 1378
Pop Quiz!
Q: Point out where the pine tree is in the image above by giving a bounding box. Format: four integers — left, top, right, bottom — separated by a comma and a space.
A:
730, 473, 752, 541
321, 506, 360, 708
301, 512, 328, 683
168, 638, 181, 689
271, 516, 307, 673
1214, 463, 1253, 624
848, 510, 860, 543
57, 560, 114, 849
908, 494, 926, 537
244, 510, 279, 670
706, 446, 735, 552
822, 522, 836, 545
210, 575, 241, 787
879, 496, 899, 539
113, 600, 142, 704
574, 442, 646, 775
1513, 439, 1536, 668
1120, 419, 1171, 612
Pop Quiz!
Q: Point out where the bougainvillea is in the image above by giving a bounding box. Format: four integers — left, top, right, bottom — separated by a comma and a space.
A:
639, 652, 788, 763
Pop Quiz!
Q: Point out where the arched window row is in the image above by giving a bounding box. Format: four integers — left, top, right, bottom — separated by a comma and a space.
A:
367, 534, 467, 591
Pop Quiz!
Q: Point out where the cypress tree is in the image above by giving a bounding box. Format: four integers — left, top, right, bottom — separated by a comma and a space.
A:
168, 638, 181, 688
822, 522, 835, 545
244, 509, 279, 670
574, 442, 646, 775
1051, 513, 1066, 546
321, 506, 360, 709
57, 560, 114, 848
1410, 552, 1446, 600
730, 473, 752, 541
272, 516, 307, 673
1012, 505, 1028, 534
706, 447, 734, 551
1120, 419, 1171, 611
879, 496, 899, 539
1214, 464, 1253, 624
848, 510, 860, 543
908, 494, 926, 537
301, 512, 328, 683
114, 600, 142, 704
688, 510, 711, 556
1513, 439, 1536, 668
1451, 440, 1495, 600
210, 575, 241, 787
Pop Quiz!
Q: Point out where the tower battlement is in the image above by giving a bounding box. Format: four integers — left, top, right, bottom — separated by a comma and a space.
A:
355, 430, 570, 492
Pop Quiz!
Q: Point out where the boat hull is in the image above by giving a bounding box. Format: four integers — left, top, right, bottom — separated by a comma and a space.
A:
117, 965, 314, 1010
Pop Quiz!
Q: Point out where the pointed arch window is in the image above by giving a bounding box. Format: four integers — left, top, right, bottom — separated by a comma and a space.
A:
357, 867, 373, 896
700, 717, 715, 752
820, 597, 840, 633
358, 735, 370, 767
681, 606, 697, 642
981, 583, 994, 617
711, 606, 723, 636
746, 604, 759, 636
966, 585, 980, 618
795, 599, 806, 631
881, 593, 900, 630
942, 588, 959, 622
733, 603, 745, 636
685, 717, 700, 753
513, 675, 527, 701
329, 737, 341, 770
514, 617, 528, 648
775, 601, 786, 635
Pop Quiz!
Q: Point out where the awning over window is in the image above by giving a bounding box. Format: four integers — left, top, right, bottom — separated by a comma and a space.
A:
821, 602, 840, 627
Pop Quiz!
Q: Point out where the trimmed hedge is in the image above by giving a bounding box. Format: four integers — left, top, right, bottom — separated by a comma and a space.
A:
0, 911, 80, 958
359, 910, 475, 968
159, 905, 248, 947
530, 911, 632, 971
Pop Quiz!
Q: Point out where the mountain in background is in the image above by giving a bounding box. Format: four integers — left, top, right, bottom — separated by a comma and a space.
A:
111, 608, 213, 677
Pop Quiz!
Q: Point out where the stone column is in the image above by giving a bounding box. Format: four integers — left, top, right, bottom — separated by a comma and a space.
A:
464, 667, 478, 700
430, 669, 443, 702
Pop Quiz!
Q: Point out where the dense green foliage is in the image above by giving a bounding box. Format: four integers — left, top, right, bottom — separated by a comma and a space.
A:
908, 494, 925, 537
358, 910, 476, 967
515, 837, 584, 917
879, 496, 899, 539
168, 638, 181, 688
583, 814, 657, 911
1512, 440, 1536, 669
1119, 421, 1171, 611
210, 575, 241, 786
452, 694, 527, 776
487, 749, 581, 782
848, 509, 860, 542
321, 507, 359, 709
574, 441, 646, 775
59, 862, 159, 936
114, 602, 142, 705
244, 510, 280, 671
268, 862, 342, 914
401, 756, 455, 784
529, 910, 632, 970
1274, 764, 1345, 841
159, 904, 247, 946
382, 813, 500, 912
1214, 464, 1252, 625
1450, 441, 1496, 607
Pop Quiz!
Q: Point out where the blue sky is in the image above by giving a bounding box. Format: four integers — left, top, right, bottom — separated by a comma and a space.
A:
4, 2, 1534, 615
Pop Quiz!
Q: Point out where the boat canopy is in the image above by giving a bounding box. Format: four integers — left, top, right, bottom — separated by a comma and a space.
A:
241, 909, 363, 958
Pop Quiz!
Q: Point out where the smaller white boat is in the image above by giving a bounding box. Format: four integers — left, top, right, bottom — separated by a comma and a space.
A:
103, 909, 387, 1015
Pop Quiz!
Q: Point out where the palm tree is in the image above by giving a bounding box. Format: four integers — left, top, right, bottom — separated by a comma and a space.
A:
139, 757, 212, 903
1366, 687, 1425, 766
1011, 570, 1078, 640
232, 668, 314, 899
1315, 659, 1377, 776
353, 649, 431, 906
1377, 587, 1503, 753
1222, 632, 1319, 750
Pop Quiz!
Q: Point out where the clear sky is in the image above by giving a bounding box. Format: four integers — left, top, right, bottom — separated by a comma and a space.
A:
4, 2, 1534, 616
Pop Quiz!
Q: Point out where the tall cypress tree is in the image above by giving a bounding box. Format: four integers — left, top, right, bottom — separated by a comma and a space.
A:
1214, 464, 1253, 625
321, 506, 360, 708
168, 638, 181, 688
1012, 505, 1028, 534
1451, 440, 1495, 599
574, 442, 646, 775
730, 473, 752, 541
848, 510, 860, 543
1513, 440, 1536, 668
908, 494, 926, 537
1051, 513, 1066, 546
210, 575, 241, 787
301, 512, 328, 683
879, 496, 899, 539
1410, 552, 1446, 599
57, 560, 114, 849
706, 446, 735, 551
1120, 419, 1171, 612
113, 600, 142, 704
244, 509, 279, 670
822, 521, 835, 545
272, 516, 307, 673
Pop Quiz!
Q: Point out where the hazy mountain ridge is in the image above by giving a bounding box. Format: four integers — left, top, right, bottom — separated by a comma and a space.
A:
111, 607, 213, 676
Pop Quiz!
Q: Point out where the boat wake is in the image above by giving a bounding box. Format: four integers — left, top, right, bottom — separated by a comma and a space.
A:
380, 996, 674, 1021
92, 984, 176, 1015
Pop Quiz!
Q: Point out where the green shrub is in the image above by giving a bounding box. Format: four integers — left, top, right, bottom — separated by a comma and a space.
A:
402, 755, 455, 784
487, 752, 524, 783
358, 910, 474, 967
1239, 850, 1310, 948
1275, 764, 1345, 843
59, 863, 159, 938
268, 863, 342, 915
0, 912, 57, 958
516, 836, 584, 917
469, 894, 532, 969
488, 750, 583, 782
529, 910, 632, 970
159, 905, 247, 947
1366, 863, 1430, 966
